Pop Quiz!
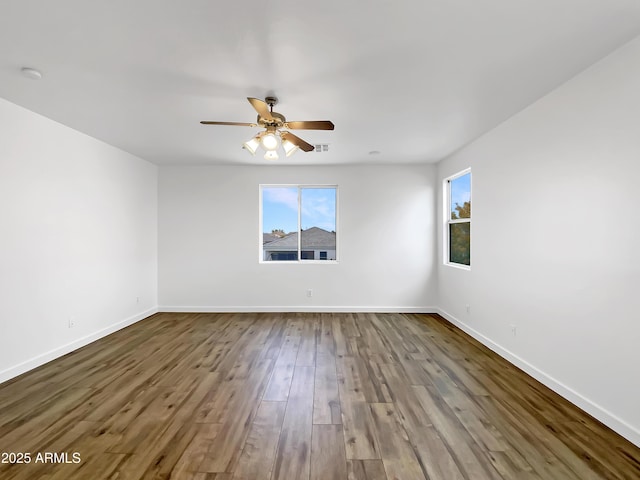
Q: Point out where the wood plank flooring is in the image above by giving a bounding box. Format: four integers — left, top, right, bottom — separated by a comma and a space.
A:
0, 312, 639, 479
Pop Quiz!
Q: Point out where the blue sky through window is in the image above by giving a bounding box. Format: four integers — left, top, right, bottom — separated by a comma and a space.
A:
262, 186, 336, 234
301, 188, 336, 231
450, 173, 471, 219
262, 187, 298, 233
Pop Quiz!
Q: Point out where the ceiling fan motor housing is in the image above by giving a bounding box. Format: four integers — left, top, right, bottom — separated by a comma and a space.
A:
258, 111, 285, 127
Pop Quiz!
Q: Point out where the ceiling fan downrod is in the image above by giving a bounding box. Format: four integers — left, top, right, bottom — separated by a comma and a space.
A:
265, 96, 278, 113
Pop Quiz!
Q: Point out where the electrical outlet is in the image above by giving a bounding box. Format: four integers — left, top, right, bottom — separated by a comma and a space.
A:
136, 296, 140, 304
306, 289, 313, 298
68, 317, 76, 328
465, 304, 470, 314
510, 324, 517, 337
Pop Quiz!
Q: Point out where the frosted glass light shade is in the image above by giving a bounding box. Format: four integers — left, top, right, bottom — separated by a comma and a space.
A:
261, 132, 279, 150
283, 139, 300, 157
243, 136, 260, 155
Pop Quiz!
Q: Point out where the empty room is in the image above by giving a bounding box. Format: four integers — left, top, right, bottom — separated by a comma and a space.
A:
1, 1, 640, 479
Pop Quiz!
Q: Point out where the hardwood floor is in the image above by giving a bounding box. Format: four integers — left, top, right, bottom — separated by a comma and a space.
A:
0, 312, 638, 479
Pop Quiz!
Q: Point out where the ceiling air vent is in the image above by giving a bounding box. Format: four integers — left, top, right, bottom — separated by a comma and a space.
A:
314, 144, 329, 153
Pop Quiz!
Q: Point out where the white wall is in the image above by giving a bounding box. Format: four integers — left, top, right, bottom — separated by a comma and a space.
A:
159, 164, 437, 311
0, 98, 158, 383
437, 36, 640, 446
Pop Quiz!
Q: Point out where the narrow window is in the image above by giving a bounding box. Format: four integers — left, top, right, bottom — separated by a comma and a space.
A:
261, 185, 337, 262
445, 170, 471, 267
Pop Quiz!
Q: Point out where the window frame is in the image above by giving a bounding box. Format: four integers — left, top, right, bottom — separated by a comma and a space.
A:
259, 184, 339, 264
444, 169, 471, 270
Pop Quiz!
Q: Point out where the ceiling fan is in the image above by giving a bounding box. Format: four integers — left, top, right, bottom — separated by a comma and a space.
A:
200, 96, 334, 160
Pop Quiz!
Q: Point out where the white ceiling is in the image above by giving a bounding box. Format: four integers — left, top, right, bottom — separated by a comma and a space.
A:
2, 1, 640, 166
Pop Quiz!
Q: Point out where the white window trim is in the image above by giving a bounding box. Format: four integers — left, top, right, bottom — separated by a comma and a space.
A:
443, 168, 471, 270
259, 184, 339, 264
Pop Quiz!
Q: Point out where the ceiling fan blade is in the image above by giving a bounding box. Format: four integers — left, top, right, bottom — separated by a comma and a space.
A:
285, 120, 334, 130
200, 121, 257, 127
247, 97, 274, 121
281, 131, 315, 152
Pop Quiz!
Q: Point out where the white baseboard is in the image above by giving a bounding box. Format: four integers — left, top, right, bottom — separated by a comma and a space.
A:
0, 307, 158, 385
436, 307, 640, 448
158, 305, 439, 313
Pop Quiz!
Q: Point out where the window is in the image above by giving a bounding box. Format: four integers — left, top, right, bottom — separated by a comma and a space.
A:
445, 170, 471, 267
261, 185, 337, 262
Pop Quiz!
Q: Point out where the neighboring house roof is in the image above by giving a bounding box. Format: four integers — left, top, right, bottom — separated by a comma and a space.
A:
263, 233, 279, 244
263, 227, 335, 250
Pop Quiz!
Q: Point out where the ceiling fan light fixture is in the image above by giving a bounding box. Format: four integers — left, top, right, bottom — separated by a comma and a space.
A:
264, 150, 279, 161
261, 132, 279, 151
282, 139, 300, 157
242, 135, 261, 155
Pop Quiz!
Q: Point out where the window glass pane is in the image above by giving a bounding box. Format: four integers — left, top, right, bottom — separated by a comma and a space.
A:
300, 188, 336, 261
449, 223, 470, 265
450, 173, 471, 220
262, 187, 298, 262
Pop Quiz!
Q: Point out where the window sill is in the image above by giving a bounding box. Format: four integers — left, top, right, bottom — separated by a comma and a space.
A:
444, 262, 470, 271
259, 260, 339, 265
